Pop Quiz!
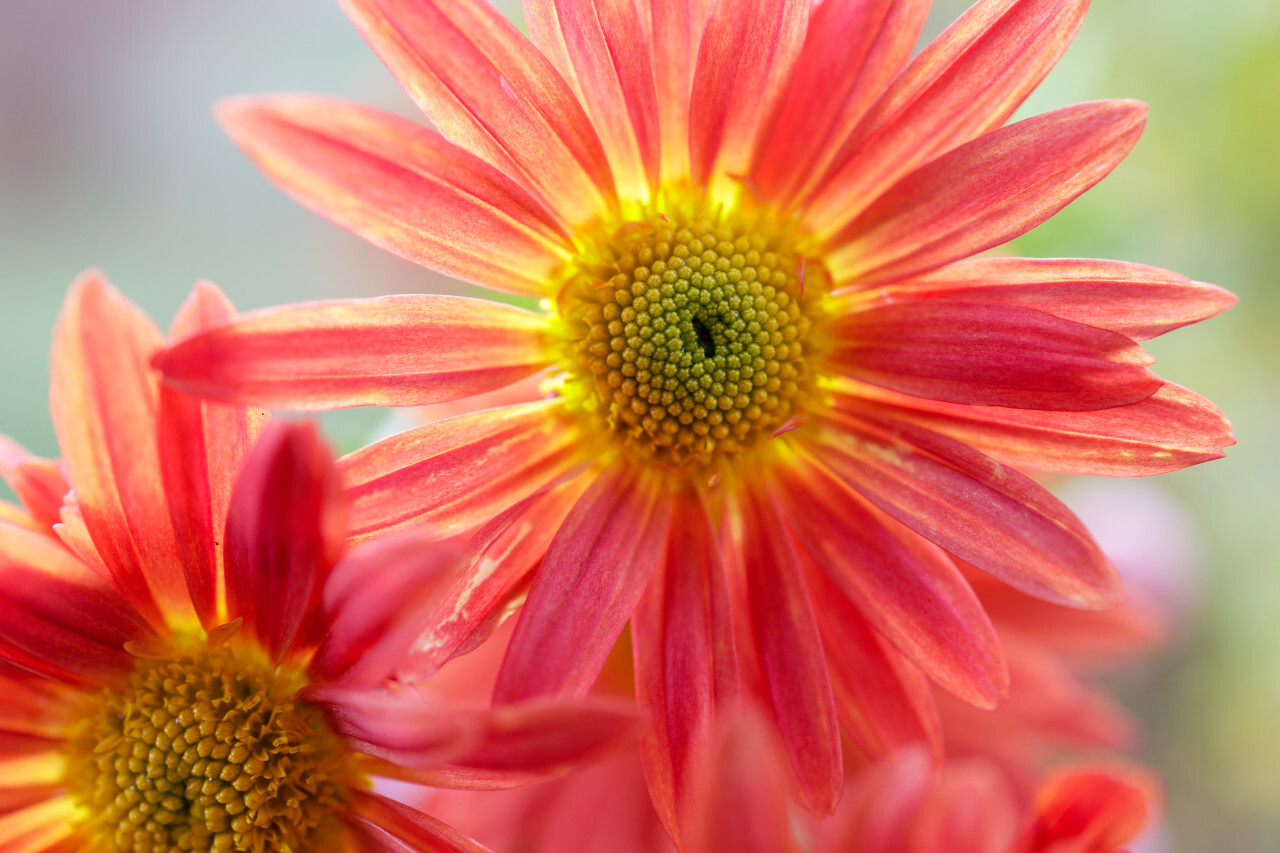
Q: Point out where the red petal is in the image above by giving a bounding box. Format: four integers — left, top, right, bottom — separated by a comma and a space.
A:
809, 411, 1121, 607
0, 671, 76, 740
855, 257, 1237, 340
804, 0, 1090, 233
737, 490, 842, 816
0, 798, 80, 852
48, 272, 188, 629
0, 437, 67, 530
775, 454, 1006, 708
829, 300, 1162, 410
344, 789, 493, 853
524, 0, 661, 200
223, 421, 344, 661
494, 466, 670, 703
157, 293, 551, 410
642, 0, 712, 183
631, 488, 740, 842
833, 379, 1233, 476
1027, 764, 1160, 852
158, 282, 268, 629
754, 0, 929, 206
688, 0, 808, 194
218, 96, 574, 298
339, 0, 616, 226
340, 402, 585, 544
828, 100, 1147, 285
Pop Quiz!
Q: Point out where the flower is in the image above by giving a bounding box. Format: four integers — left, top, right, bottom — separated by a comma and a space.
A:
155, 0, 1233, 830
0, 273, 633, 853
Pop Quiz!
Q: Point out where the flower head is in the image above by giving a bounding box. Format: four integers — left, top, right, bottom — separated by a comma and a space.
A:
0, 273, 632, 852
156, 0, 1232, 828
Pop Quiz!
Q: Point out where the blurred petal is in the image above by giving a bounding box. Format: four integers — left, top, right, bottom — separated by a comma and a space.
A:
0, 437, 67, 530
157, 294, 552, 410
219, 96, 574, 298
1026, 764, 1160, 852
306, 682, 477, 767
829, 300, 1162, 410
344, 789, 493, 853
223, 422, 344, 661
0, 797, 79, 851
340, 402, 584, 543
494, 466, 670, 702
828, 101, 1147, 285
339, 0, 616, 225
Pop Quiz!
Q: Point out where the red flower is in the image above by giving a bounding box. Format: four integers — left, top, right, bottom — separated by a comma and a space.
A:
0, 273, 633, 853
155, 0, 1232, 829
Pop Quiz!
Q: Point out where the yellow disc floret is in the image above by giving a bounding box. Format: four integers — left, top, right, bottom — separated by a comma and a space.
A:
559, 208, 826, 472
65, 639, 355, 853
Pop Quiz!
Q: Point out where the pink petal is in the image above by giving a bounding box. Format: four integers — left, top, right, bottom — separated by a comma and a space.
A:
344, 789, 494, 853
774, 455, 1007, 708
524, 0, 661, 199
833, 379, 1234, 476
157, 293, 552, 410
0, 437, 67, 530
753, 0, 930, 207
737, 490, 842, 816
829, 300, 1162, 410
339, 0, 616, 226
641, 0, 712, 183
305, 682, 478, 767
687, 0, 808, 193
827, 100, 1148, 285
218, 96, 574, 298
631, 488, 740, 842
48, 272, 188, 629
223, 422, 344, 662
852, 256, 1237, 340
494, 465, 670, 703
804, 0, 1090, 233
809, 410, 1121, 607
340, 402, 585, 544
158, 282, 268, 629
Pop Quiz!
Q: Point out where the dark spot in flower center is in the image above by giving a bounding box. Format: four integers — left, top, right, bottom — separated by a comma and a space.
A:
691, 314, 717, 359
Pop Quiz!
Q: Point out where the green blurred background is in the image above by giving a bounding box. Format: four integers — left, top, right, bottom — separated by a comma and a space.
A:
1, 1, 1275, 848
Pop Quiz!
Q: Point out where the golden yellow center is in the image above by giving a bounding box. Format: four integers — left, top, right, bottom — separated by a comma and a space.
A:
559, 211, 825, 470
65, 641, 354, 853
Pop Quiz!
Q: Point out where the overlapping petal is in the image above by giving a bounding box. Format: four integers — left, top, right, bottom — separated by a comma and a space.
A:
0, 438, 66, 531
344, 789, 494, 853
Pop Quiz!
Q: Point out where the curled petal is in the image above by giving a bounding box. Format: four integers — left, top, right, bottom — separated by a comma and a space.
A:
306, 682, 478, 767
1025, 764, 1161, 852
157, 293, 552, 410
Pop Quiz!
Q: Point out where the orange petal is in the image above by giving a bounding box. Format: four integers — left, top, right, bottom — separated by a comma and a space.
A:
1025, 763, 1160, 852
218, 96, 574, 298
340, 402, 585, 544
158, 282, 269, 629
803, 0, 1090, 234
640, 0, 712, 184
827, 100, 1147, 285
48, 272, 190, 629
0, 797, 80, 851
339, 0, 617, 226
0, 437, 67, 531
157, 293, 552, 410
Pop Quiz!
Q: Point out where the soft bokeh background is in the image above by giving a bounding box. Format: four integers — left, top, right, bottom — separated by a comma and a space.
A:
1, 1, 1276, 848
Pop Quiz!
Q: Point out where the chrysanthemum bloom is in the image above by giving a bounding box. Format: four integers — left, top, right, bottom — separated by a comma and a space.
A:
0, 274, 634, 852
156, 0, 1234, 829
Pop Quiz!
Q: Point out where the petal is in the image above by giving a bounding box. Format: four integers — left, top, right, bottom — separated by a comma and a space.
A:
0, 437, 67, 531
687, 0, 808, 195
855, 257, 1238, 340
641, 0, 712, 184
339, 0, 616, 225
0, 516, 152, 683
310, 533, 463, 686
809, 410, 1122, 607
0, 798, 80, 852
833, 379, 1234, 476
631, 488, 740, 842
395, 479, 591, 683
827, 100, 1147, 285
828, 300, 1162, 410
803, 0, 1090, 233
157, 294, 552, 410
753, 0, 930, 207
305, 683, 478, 767
344, 790, 493, 853
340, 402, 585, 544
524, 0, 661, 200
774, 453, 1007, 708
0, 672, 77, 740
1027, 764, 1160, 851
49, 272, 189, 629
158, 282, 269, 629
735, 490, 842, 816
494, 465, 670, 703
223, 422, 344, 662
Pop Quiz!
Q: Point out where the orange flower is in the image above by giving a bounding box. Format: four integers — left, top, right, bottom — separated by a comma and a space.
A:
0, 274, 633, 853
156, 0, 1232, 827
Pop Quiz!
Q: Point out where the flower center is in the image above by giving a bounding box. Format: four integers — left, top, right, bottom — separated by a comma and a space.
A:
559, 210, 825, 472
65, 639, 354, 853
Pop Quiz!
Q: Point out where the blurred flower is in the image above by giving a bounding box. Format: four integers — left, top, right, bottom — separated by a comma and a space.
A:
156, 0, 1233, 830
0, 273, 633, 853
